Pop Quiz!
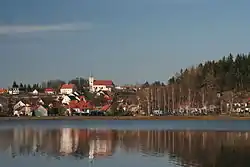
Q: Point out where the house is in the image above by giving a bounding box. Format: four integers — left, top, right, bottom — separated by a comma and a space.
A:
61, 95, 71, 105
13, 101, 26, 116
33, 105, 48, 116
8, 87, 19, 95
45, 88, 55, 95
13, 101, 26, 111
32, 89, 38, 95
89, 76, 114, 92
0, 88, 7, 94
60, 84, 77, 95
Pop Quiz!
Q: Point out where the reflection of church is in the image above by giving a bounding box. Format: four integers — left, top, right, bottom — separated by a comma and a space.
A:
2, 128, 250, 167
59, 128, 79, 155
58, 128, 113, 157
88, 129, 113, 158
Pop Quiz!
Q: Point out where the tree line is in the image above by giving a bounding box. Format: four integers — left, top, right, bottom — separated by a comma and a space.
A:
168, 53, 250, 92
11, 77, 89, 92
139, 53, 250, 111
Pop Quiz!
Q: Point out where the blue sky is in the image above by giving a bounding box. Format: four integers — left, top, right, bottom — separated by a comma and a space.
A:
0, 0, 250, 87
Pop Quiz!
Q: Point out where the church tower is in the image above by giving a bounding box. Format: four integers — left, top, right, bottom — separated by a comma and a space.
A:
89, 72, 94, 92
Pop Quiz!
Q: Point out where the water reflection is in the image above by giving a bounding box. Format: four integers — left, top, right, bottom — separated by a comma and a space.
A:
1, 128, 250, 166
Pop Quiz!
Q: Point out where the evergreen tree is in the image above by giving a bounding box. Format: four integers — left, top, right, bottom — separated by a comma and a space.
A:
12, 81, 18, 88
139, 52, 250, 109
23, 84, 27, 92
27, 84, 32, 92
19, 83, 23, 88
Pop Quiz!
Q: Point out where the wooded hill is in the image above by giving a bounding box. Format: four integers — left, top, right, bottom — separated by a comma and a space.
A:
168, 53, 250, 92
138, 53, 250, 111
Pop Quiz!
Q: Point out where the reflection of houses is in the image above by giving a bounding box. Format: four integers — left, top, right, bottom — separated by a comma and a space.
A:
89, 139, 112, 157
59, 128, 79, 155
2, 128, 250, 167
60, 128, 73, 154
88, 130, 113, 157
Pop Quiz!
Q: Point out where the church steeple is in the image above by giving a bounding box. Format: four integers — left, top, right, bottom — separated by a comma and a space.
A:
89, 72, 94, 92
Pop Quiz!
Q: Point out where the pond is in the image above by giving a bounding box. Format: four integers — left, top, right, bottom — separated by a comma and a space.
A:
1, 120, 250, 167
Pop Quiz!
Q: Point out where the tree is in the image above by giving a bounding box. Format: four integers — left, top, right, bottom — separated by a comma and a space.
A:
23, 84, 27, 92
138, 52, 250, 110
19, 83, 23, 88
68, 77, 88, 91
47, 80, 65, 90
27, 84, 32, 92
142, 81, 150, 88
32, 84, 39, 90
12, 81, 18, 88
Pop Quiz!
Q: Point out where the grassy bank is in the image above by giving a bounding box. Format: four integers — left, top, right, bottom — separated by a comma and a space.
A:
1, 115, 250, 121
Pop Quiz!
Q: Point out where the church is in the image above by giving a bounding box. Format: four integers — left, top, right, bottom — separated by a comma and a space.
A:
89, 75, 114, 92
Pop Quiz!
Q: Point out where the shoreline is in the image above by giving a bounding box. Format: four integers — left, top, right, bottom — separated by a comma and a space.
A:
0, 115, 250, 120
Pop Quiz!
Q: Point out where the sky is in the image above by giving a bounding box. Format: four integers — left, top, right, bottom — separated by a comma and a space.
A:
0, 0, 250, 87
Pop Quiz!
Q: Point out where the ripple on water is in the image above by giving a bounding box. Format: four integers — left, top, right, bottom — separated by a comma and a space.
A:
0, 120, 249, 167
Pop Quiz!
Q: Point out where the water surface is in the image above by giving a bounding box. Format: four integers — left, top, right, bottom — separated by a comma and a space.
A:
0, 120, 250, 167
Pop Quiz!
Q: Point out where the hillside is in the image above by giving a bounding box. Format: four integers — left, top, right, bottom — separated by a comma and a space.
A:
138, 53, 250, 112
168, 53, 250, 92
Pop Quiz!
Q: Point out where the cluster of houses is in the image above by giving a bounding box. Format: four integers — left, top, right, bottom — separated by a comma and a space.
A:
0, 76, 117, 116
0, 76, 116, 96
0, 76, 142, 117
12, 90, 113, 117
226, 101, 250, 114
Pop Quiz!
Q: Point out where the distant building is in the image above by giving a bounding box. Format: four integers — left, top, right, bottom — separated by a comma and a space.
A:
8, 87, 19, 95
32, 89, 39, 95
44, 88, 55, 95
89, 76, 114, 92
0, 88, 7, 94
60, 84, 77, 95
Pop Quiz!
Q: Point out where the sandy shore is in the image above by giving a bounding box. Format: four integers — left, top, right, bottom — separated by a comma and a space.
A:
0, 115, 250, 120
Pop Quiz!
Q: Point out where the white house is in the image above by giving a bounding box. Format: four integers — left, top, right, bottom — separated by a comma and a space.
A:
13, 101, 25, 111
89, 76, 114, 92
32, 89, 38, 95
44, 88, 55, 95
61, 95, 71, 105
13, 101, 26, 116
8, 88, 19, 95
60, 84, 77, 95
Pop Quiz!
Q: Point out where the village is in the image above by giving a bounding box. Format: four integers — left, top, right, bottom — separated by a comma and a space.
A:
0, 75, 140, 117
0, 75, 250, 117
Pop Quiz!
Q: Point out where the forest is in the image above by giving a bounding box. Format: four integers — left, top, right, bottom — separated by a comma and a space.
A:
168, 53, 250, 92
138, 53, 250, 111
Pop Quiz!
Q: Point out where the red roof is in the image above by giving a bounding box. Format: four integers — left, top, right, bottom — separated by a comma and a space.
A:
100, 104, 111, 111
104, 95, 112, 100
45, 88, 54, 92
93, 80, 113, 86
61, 84, 75, 89
69, 100, 94, 110
0, 88, 7, 93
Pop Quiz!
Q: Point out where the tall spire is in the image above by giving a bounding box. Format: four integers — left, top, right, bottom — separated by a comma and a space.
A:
90, 71, 93, 77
